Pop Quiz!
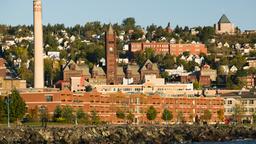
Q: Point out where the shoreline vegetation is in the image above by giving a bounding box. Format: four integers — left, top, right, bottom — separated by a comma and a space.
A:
1, 124, 256, 143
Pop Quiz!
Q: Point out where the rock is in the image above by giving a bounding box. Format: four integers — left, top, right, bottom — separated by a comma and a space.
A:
0, 125, 256, 143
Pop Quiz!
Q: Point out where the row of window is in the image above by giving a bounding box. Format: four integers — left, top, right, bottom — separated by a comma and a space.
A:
226, 100, 255, 105
225, 108, 256, 113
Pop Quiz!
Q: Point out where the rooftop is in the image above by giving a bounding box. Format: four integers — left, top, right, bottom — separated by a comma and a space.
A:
218, 14, 231, 24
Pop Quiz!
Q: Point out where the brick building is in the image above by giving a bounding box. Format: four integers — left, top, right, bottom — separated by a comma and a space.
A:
130, 42, 207, 56
169, 44, 207, 56
21, 89, 224, 124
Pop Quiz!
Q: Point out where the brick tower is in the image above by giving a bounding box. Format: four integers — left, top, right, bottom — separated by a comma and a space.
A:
105, 24, 117, 85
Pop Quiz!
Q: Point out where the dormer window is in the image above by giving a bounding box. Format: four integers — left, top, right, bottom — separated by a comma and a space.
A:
69, 64, 76, 70
146, 63, 152, 70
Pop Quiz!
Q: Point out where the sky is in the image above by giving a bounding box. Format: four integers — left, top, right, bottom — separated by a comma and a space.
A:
0, 0, 255, 30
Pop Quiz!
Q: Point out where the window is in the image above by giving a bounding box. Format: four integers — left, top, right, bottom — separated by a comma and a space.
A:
227, 108, 232, 112
249, 100, 254, 105
45, 95, 53, 102
227, 100, 232, 105
249, 108, 254, 112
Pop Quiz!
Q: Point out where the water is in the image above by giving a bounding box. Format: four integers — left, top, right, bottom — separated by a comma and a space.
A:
193, 139, 256, 144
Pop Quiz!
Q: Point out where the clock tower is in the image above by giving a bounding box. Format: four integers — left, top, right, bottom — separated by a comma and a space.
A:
105, 24, 117, 85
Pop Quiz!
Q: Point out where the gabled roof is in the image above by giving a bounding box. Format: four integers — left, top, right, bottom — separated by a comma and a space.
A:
76, 64, 90, 76
140, 59, 158, 71
117, 66, 125, 76
92, 65, 106, 76
127, 64, 140, 75
218, 14, 231, 24
63, 60, 76, 71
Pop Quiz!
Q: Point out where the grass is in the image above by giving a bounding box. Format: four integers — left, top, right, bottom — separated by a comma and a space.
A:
0, 122, 79, 128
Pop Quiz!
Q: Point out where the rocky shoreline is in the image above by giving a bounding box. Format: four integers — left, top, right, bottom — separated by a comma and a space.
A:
0, 124, 256, 143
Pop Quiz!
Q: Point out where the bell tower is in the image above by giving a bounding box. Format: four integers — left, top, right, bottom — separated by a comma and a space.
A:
105, 24, 117, 85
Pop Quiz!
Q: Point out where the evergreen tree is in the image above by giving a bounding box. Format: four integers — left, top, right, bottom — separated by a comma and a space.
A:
146, 106, 157, 122
61, 105, 74, 123
161, 109, 173, 122
201, 109, 212, 123
76, 108, 89, 124
116, 110, 126, 119
53, 105, 62, 121
126, 112, 135, 124
91, 110, 100, 125
6, 89, 26, 122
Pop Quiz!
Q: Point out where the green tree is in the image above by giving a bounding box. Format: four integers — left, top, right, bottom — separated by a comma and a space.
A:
201, 109, 212, 123
253, 112, 256, 124
144, 48, 155, 60
122, 17, 136, 31
116, 110, 126, 120
16, 47, 28, 62
53, 105, 62, 121
161, 109, 173, 122
187, 61, 199, 72
28, 106, 39, 122
6, 89, 26, 122
193, 81, 202, 90
61, 105, 74, 123
230, 54, 246, 70
233, 104, 244, 123
249, 50, 256, 57
183, 51, 190, 57
44, 58, 53, 86
85, 85, 93, 92
177, 111, 185, 123
18, 63, 33, 87
161, 54, 175, 69
217, 109, 224, 122
126, 112, 135, 124
90, 110, 100, 125
198, 26, 215, 43
146, 106, 157, 122
76, 108, 89, 124
130, 29, 143, 40
0, 98, 4, 122
160, 71, 169, 79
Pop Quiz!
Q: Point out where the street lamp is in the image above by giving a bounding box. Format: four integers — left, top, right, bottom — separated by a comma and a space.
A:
7, 94, 10, 128
5, 92, 12, 128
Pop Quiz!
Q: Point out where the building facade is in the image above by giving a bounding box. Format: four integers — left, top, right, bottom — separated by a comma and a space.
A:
130, 42, 207, 56
221, 90, 256, 123
214, 14, 235, 34
21, 89, 224, 124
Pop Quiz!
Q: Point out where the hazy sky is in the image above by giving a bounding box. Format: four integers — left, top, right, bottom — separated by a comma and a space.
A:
0, 0, 255, 30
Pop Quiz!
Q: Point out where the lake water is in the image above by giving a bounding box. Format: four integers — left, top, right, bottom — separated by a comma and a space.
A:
193, 139, 256, 144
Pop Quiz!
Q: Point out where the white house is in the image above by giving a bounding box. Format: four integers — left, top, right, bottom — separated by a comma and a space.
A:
230, 65, 238, 73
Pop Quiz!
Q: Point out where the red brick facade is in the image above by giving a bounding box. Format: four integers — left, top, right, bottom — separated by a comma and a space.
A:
21, 90, 224, 124
105, 25, 117, 85
130, 42, 207, 56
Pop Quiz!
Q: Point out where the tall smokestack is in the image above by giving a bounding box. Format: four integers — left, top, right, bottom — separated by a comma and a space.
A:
33, 0, 44, 88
